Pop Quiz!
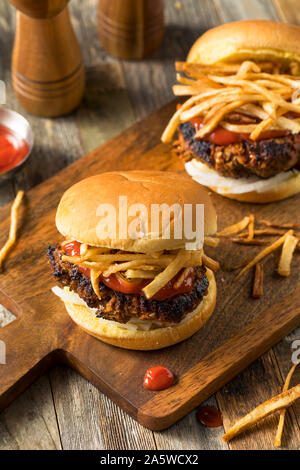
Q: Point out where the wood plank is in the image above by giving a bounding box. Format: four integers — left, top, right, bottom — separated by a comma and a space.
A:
0, 375, 61, 450
273, 0, 300, 23
213, 0, 279, 21
50, 366, 156, 450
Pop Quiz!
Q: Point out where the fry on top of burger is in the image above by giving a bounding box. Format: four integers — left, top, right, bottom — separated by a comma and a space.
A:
162, 20, 300, 203
48, 171, 218, 350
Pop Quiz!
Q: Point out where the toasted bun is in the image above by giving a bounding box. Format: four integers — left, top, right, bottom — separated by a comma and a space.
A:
56, 171, 217, 251
62, 268, 216, 350
187, 20, 300, 65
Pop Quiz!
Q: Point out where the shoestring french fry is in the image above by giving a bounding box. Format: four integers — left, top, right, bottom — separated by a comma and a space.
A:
277, 233, 299, 277
234, 231, 294, 281
275, 363, 298, 447
223, 383, 300, 443
0, 190, 24, 272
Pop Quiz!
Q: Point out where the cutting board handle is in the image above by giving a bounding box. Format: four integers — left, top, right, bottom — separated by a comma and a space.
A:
0, 316, 56, 411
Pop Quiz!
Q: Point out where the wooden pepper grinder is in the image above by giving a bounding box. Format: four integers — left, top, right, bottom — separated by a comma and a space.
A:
9, 0, 85, 117
98, 0, 165, 60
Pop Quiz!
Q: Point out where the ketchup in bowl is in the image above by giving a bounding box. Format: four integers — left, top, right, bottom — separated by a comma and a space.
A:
0, 125, 29, 174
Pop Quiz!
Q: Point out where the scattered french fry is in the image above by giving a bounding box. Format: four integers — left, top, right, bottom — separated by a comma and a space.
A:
202, 254, 220, 272
246, 214, 255, 241
260, 220, 300, 230
234, 231, 293, 281
216, 216, 250, 237
0, 190, 24, 272
223, 383, 300, 443
231, 238, 269, 246
278, 233, 299, 277
204, 236, 220, 247
275, 363, 298, 447
236, 229, 286, 238
252, 263, 264, 298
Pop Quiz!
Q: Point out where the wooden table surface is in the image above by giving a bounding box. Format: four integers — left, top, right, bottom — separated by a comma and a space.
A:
0, 0, 299, 450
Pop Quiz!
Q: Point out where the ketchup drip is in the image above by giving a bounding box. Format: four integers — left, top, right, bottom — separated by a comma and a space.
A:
196, 406, 223, 428
143, 366, 175, 391
0, 126, 29, 174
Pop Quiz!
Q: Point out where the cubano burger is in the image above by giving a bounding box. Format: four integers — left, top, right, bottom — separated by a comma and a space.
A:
162, 20, 300, 203
48, 171, 218, 350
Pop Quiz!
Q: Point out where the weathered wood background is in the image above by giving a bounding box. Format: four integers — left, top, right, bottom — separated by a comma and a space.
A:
0, 0, 299, 450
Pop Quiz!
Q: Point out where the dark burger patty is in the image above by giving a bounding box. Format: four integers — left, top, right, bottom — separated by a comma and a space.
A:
178, 121, 300, 179
47, 245, 209, 325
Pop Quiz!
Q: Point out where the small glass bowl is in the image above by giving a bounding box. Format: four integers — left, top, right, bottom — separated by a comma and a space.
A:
0, 107, 34, 183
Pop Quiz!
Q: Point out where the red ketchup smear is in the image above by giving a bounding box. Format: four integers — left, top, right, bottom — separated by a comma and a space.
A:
196, 406, 223, 428
190, 117, 288, 146
62, 240, 91, 278
0, 125, 29, 174
143, 366, 175, 391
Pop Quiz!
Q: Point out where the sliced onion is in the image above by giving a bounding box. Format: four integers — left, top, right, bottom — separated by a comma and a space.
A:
52, 286, 161, 331
185, 160, 299, 195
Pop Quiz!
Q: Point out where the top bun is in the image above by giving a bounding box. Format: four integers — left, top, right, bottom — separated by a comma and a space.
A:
56, 171, 217, 252
187, 20, 300, 65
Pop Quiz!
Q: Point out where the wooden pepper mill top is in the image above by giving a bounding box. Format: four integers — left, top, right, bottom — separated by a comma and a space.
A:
98, 0, 165, 60
9, 0, 85, 117
9, 0, 69, 18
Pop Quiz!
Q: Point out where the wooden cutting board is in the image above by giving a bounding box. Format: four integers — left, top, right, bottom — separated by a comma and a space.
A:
0, 101, 299, 431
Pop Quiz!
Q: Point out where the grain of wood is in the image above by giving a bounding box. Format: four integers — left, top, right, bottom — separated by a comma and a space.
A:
50, 366, 156, 450
213, 0, 279, 22
273, 0, 300, 23
0, 376, 61, 450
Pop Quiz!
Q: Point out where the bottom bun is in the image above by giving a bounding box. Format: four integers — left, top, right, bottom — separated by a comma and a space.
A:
63, 269, 216, 350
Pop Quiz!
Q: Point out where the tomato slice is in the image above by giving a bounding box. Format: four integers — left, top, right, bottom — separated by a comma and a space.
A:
101, 273, 148, 294
190, 117, 288, 145
150, 269, 194, 301
62, 240, 196, 300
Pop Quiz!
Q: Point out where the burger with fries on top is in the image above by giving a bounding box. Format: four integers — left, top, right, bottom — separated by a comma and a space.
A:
162, 20, 300, 203
48, 171, 218, 350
